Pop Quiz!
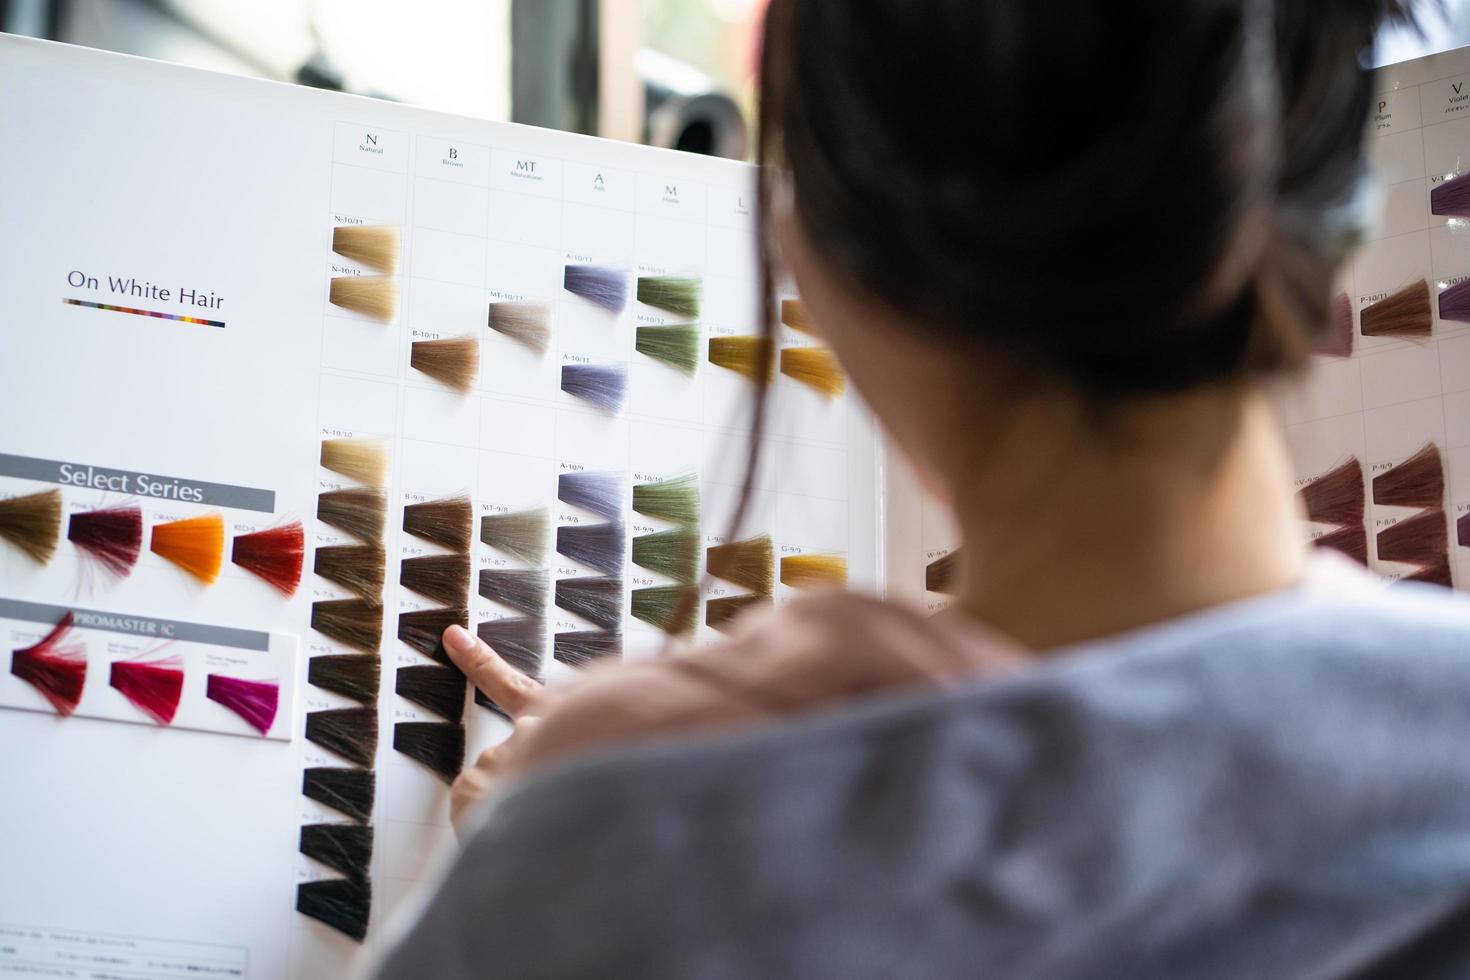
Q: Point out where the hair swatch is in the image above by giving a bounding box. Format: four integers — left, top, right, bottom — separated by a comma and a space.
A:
311, 599, 383, 654
320, 438, 389, 486
636, 275, 701, 318
401, 493, 472, 554
708, 335, 774, 382
553, 630, 622, 669
478, 568, 549, 617
563, 264, 628, 313
1459, 511, 1470, 549
555, 576, 624, 630
631, 584, 698, 635
10, 612, 85, 716
308, 655, 380, 705
561, 363, 628, 414
1430, 171, 1470, 219
1300, 457, 1364, 527
231, 523, 304, 596
488, 300, 551, 354
480, 508, 549, 566
1403, 558, 1453, 588
632, 473, 699, 527
400, 553, 470, 606
556, 522, 626, 575
636, 323, 701, 375
706, 535, 774, 595
68, 504, 142, 577
1372, 443, 1444, 510
332, 224, 399, 273
296, 878, 370, 942
780, 554, 848, 589
475, 618, 546, 683
110, 655, 184, 725
205, 674, 279, 735
305, 707, 378, 767
1315, 523, 1368, 566
705, 594, 771, 634
1360, 280, 1432, 338
318, 486, 388, 543
397, 607, 468, 665
926, 551, 959, 594
631, 528, 699, 584
314, 545, 385, 602
395, 664, 466, 723
300, 823, 373, 882
0, 488, 61, 564
410, 335, 479, 393
393, 721, 465, 784
149, 512, 224, 584
779, 347, 846, 397
302, 767, 375, 824
1376, 509, 1449, 565
1320, 292, 1354, 358
329, 274, 397, 322
558, 470, 624, 520
781, 298, 814, 334
1440, 278, 1470, 324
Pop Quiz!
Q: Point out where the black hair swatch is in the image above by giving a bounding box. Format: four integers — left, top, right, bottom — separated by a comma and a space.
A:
394, 664, 467, 723
302, 767, 375, 824
307, 655, 381, 705
300, 823, 373, 881
305, 707, 378, 767
393, 721, 465, 785
297, 878, 370, 942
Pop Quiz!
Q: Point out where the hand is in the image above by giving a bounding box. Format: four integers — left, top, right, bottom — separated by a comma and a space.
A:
441, 623, 553, 837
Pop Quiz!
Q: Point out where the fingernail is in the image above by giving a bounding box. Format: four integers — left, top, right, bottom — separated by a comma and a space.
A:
444, 624, 475, 655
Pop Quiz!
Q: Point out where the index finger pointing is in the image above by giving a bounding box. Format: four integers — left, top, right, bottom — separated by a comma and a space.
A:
442, 623, 543, 719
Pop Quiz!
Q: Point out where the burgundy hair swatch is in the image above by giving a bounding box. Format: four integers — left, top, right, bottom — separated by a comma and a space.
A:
1441, 278, 1470, 325
10, 612, 86, 716
68, 505, 143, 577
1360, 280, 1432, 338
1402, 558, 1453, 589
1376, 509, 1449, 566
1431, 171, 1470, 219
1300, 457, 1364, 527
1314, 524, 1368, 566
1371, 443, 1444, 510
231, 522, 304, 597
109, 654, 184, 725
205, 674, 279, 735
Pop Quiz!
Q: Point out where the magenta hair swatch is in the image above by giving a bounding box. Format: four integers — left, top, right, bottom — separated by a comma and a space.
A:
10, 612, 86, 716
109, 654, 184, 724
68, 505, 143, 577
206, 674, 279, 735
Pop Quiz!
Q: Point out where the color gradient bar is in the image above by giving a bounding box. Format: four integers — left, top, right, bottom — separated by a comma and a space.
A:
63, 298, 225, 328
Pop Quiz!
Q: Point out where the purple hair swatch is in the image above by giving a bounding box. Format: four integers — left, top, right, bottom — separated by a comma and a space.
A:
1459, 511, 1470, 549
1431, 172, 1470, 219
558, 470, 625, 520
561, 363, 628, 414
1439, 279, 1470, 325
563, 264, 629, 313
206, 674, 280, 735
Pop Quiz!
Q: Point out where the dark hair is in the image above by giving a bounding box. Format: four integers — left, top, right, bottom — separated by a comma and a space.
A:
754, 0, 1416, 398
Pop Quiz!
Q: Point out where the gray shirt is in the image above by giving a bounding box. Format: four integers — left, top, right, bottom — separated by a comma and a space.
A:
377, 567, 1470, 978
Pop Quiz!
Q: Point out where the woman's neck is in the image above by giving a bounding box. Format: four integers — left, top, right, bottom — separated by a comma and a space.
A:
950, 386, 1307, 652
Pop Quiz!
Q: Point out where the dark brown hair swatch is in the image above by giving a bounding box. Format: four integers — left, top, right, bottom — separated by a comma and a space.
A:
302, 767, 375, 824
926, 551, 959, 594
1376, 509, 1449, 566
394, 664, 466, 723
403, 494, 473, 553
393, 722, 465, 785
318, 486, 388, 544
1359, 280, 1432, 338
475, 618, 545, 683
1300, 457, 1364, 527
1314, 524, 1368, 566
553, 630, 623, 668
706, 534, 774, 595
1371, 443, 1444, 509
0, 487, 62, 564
1318, 291, 1354, 358
478, 568, 550, 617
307, 655, 381, 705
300, 823, 373, 882
397, 607, 469, 664
706, 594, 772, 634
310, 599, 384, 654
314, 545, 386, 602
297, 878, 370, 942
400, 554, 471, 606
305, 707, 378, 767
554, 576, 624, 631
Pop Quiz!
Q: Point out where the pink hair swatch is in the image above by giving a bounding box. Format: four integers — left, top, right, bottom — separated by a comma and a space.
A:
110, 655, 184, 724
206, 674, 279, 735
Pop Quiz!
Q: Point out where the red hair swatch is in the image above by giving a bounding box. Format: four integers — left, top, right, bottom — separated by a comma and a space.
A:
231, 522, 304, 596
68, 506, 143, 577
110, 654, 184, 724
206, 674, 279, 735
10, 612, 86, 716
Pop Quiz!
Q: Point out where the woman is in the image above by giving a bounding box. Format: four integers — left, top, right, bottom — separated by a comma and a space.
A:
378, 1, 1470, 976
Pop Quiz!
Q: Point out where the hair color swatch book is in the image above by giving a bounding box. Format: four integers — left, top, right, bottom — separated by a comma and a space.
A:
0, 35, 880, 979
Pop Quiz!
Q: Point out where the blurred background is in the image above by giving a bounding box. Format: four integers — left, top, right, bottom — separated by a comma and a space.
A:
1, 0, 1467, 162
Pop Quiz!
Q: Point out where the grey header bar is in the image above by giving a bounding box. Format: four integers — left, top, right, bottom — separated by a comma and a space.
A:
0, 453, 274, 513
0, 598, 270, 652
